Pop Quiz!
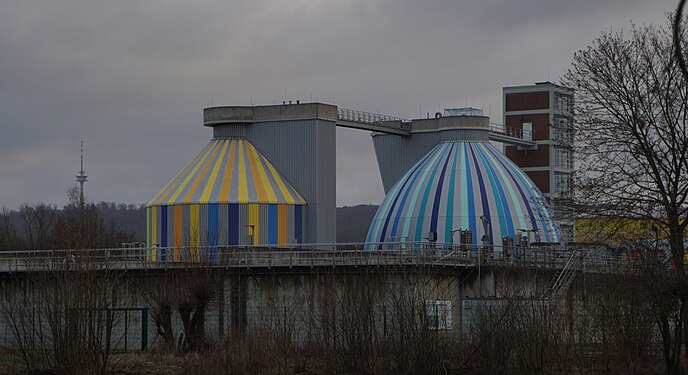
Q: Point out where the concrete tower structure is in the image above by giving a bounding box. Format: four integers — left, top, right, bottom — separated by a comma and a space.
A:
76, 140, 88, 205
147, 103, 337, 250
204, 104, 336, 244
503, 82, 574, 243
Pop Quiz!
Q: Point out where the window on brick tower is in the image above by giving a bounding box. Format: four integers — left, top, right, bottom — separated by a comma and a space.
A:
553, 117, 573, 144
554, 172, 572, 195
555, 94, 573, 113
554, 148, 572, 169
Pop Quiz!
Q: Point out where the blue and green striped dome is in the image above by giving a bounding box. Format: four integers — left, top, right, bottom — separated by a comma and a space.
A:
366, 141, 560, 249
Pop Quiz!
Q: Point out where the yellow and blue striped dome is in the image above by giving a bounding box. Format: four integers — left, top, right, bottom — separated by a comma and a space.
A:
146, 137, 306, 254
366, 141, 560, 250
148, 138, 305, 207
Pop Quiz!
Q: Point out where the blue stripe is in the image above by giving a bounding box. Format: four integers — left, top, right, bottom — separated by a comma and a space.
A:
469, 144, 493, 247
228, 204, 239, 245
387, 147, 438, 242
487, 148, 541, 235
430, 143, 454, 234
415, 144, 450, 242
377, 145, 437, 244
444, 146, 459, 243
476, 145, 513, 238
465, 145, 477, 248
208, 203, 218, 261
481, 146, 527, 233
491, 149, 555, 242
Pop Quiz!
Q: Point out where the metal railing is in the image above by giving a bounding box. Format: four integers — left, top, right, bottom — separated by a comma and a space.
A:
0, 242, 643, 274
489, 122, 534, 141
337, 108, 411, 130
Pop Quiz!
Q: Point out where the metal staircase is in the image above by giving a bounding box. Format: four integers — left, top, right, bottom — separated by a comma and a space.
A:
545, 248, 583, 299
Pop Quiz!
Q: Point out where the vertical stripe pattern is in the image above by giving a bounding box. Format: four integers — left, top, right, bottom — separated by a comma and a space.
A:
365, 141, 560, 250
146, 137, 307, 262
147, 138, 306, 207
146, 203, 306, 251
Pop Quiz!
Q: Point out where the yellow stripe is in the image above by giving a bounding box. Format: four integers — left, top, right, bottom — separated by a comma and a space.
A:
151, 208, 157, 261
219, 140, 237, 203
166, 140, 217, 205
190, 204, 200, 261
146, 208, 151, 255
174, 206, 183, 261
149, 142, 213, 207
264, 161, 298, 204
238, 140, 249, 203
246, 142, 268, 203
249, 144, 278, 203
182, 140, 222, 204
199, 140, 229, 204
160, 141, 215, 205
248, 203, 259, 245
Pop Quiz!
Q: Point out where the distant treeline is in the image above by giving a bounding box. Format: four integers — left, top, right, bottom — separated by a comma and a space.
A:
0, 187, 142, 250
0, 197, 380, 250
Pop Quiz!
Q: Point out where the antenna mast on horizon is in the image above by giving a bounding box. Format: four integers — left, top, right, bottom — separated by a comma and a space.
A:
76, 140, 88, 206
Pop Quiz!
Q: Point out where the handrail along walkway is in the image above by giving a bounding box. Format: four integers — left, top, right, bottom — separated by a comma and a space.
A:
0, 242, 639, 274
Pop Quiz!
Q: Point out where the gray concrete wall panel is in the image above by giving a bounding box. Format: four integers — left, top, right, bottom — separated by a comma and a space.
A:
373, 127, 490, 193
372, 132, 441, 193
236, 118, 336, 244
213, 124, 247, 138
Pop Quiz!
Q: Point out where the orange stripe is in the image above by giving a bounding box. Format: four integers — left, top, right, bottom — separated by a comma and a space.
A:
219, 140, 237, 203
246, 143, 268, 202
182, 141, 222, 203
150, 142, 213, 206
174, 205, 182, 261
278, 204, 287, 245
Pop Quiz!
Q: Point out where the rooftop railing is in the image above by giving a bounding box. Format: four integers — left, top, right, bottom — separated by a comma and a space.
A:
337, 108, 411, 130
489, 122, 534, 141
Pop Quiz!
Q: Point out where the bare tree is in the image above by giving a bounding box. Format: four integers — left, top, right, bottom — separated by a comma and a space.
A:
675, 0, 688, 80
562, 16, 688, 373
50, 186, 133, 250
0, 207, 21, 250
2, 257, 126, 374
18, 202, 56, 250
145, 249, 222, 353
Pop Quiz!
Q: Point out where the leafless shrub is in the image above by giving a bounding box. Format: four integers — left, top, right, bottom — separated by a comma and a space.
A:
1, 255, 126, 374
144, 248, 222, 353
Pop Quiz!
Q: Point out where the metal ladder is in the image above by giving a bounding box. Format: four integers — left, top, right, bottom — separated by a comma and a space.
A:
545, 248, 582, 299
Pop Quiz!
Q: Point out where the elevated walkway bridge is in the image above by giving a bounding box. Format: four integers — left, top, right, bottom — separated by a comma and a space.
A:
336, 108, 535, 147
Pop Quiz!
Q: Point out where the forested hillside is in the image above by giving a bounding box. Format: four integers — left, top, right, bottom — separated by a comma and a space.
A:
1, 201, 380, 249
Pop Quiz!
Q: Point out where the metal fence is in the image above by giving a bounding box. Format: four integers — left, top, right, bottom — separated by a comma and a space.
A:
489, 122, 534, 141
0, 242, 645, 274
337, 108, 411, 130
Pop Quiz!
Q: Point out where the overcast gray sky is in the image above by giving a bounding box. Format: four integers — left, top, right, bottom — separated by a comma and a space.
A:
0, 0, 678, 209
